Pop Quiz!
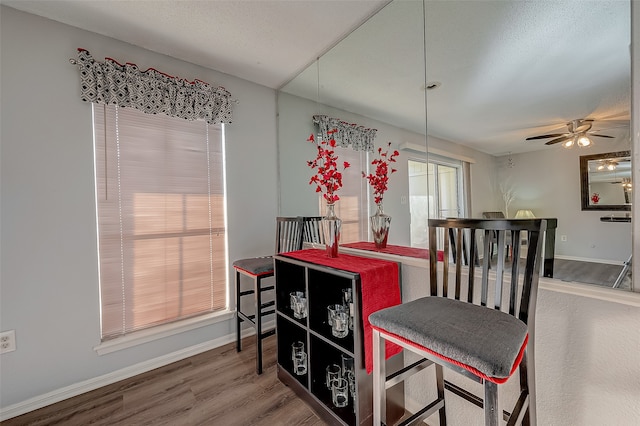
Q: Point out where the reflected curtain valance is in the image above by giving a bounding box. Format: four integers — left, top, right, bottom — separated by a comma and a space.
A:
313, 115, 376, 152
74, 48, 234, 124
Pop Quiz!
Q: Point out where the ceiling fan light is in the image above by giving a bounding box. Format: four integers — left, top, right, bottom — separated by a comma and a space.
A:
577, 135, 592, 147
562, 138, 575, 149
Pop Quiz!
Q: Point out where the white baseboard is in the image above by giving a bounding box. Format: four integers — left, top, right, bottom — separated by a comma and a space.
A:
0, 320, 274, 422
554, 254, 625, 266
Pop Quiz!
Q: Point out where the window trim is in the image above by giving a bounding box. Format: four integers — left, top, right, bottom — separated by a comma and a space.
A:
94, 309, 234, 355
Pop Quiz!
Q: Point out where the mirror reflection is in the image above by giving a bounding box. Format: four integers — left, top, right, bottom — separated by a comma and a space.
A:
581, 150, 632, 210
278, 0, 632, 292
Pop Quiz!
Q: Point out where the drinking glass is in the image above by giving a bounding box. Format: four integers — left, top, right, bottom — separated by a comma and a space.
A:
293, 296, 307, 319
342, 288, 354, 330
291, 341, 304, 360
332, 311, 349, 338
341, 354, 354, 376
327, 303, 345, 326
290, 291, 303, 307
290, 291, 307, 319
342, 288, 352, 305
331, 378, 349, 408
326, 364, 341, 389
347, 370, 356, 398
293, 352, 307, 375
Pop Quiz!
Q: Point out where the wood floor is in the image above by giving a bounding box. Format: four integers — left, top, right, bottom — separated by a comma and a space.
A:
490, 255, 631, 290
552, 258, 631, 289
2, 336, 326, 426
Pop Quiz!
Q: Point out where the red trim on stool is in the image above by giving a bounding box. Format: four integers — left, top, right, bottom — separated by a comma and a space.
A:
233, 266, 274, 277
372, 325, 528, 384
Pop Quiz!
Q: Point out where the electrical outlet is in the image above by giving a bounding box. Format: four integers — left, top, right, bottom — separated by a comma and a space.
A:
0, 330, 16, 354
560, 235, 567, 242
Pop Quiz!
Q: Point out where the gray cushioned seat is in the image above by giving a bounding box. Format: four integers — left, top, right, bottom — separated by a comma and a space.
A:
369, 296, 527, 380
232, 257, 274, 276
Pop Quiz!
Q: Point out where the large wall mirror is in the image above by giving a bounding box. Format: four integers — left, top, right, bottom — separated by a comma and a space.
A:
277, 0, 634, 293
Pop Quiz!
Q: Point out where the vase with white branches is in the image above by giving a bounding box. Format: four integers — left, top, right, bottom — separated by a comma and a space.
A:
499, 181, 516, 218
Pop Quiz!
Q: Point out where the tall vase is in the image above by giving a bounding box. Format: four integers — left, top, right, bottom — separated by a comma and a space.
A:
370, 202, 391, 249
321, 202, 342, 258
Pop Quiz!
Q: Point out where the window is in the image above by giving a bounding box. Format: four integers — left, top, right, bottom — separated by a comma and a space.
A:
318, 145, 368, 243
94, 104, 227, 340
408, 156, 465, 248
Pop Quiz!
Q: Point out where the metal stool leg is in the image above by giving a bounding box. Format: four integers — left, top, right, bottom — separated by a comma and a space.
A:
372, 329, 386, 426
525, 348, 537, 426
255, 275, 263, 375
236, 270, 242, 352
435, 364, 447, 425
613, 255, 632, 289
484, 381, 500, 426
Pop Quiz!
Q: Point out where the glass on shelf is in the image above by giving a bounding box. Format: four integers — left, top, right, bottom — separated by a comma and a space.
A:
342, 288, 354, 330
291, 341, 307, 375
290, 291, 307, 319
331, 378, 349, 408
326, 363, 341, 388
327, 303, 345, 326
332, 311, 349, 338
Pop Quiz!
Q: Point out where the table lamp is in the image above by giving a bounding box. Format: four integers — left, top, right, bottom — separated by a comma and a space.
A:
515, 209, 535, 218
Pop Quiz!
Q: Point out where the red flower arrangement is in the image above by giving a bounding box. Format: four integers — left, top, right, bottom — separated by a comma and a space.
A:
591, 192, 600, 204
363, 142, 399, 205
307, 131, 350, 204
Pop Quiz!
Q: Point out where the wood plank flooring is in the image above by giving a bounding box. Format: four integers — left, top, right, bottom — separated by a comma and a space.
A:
2, 336, 326, 426
490, 255, 632, 290
552, 258, 631, 290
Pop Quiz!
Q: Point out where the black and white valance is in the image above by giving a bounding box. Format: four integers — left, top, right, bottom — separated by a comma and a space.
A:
313, 115, 377, 152
74, 48, 234, 124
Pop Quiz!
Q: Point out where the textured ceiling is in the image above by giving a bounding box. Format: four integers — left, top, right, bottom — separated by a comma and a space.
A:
3, 0, 631, 155
2, 0, 389, 89
282, 0, 632, 155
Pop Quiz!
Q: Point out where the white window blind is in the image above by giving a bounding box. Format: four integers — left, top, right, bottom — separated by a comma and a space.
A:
94, 104, 227, 340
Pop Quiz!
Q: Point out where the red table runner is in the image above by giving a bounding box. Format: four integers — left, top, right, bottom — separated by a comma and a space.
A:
282, 249, 402, 374
342, 241, 444, 261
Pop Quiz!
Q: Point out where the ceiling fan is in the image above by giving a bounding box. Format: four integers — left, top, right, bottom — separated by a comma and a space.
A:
525, 119, 615, 148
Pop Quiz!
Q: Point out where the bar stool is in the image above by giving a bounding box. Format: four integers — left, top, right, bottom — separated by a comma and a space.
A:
370, 218, 547, 425
302, 216, 325, 245
233, 216, 304, 374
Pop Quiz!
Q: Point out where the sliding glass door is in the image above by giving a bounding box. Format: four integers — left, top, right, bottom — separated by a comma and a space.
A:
408, 158, 463, 248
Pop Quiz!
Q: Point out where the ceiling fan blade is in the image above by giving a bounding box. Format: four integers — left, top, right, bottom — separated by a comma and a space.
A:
526, 133, 566, 140
595, 119, 630, 126
590, 134, 615, 138
545, 135, 574, 145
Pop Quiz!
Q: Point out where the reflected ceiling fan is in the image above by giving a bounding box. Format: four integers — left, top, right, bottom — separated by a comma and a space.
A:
525, 119, 615, 148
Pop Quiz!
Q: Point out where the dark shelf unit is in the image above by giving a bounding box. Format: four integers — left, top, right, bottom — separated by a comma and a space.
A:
274, 255, 403, 426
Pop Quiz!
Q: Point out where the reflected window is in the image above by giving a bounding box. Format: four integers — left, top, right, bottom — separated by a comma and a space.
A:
408, 157, 464, 248
318, 145, 368, 243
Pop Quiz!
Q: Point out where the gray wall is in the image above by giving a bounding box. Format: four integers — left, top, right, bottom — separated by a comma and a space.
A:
1, 7, 278, 409
499, 135, 632, 263
277, 92, 499, 246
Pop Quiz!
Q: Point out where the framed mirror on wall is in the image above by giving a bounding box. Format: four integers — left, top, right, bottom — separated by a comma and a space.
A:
580, 150, 632, 211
